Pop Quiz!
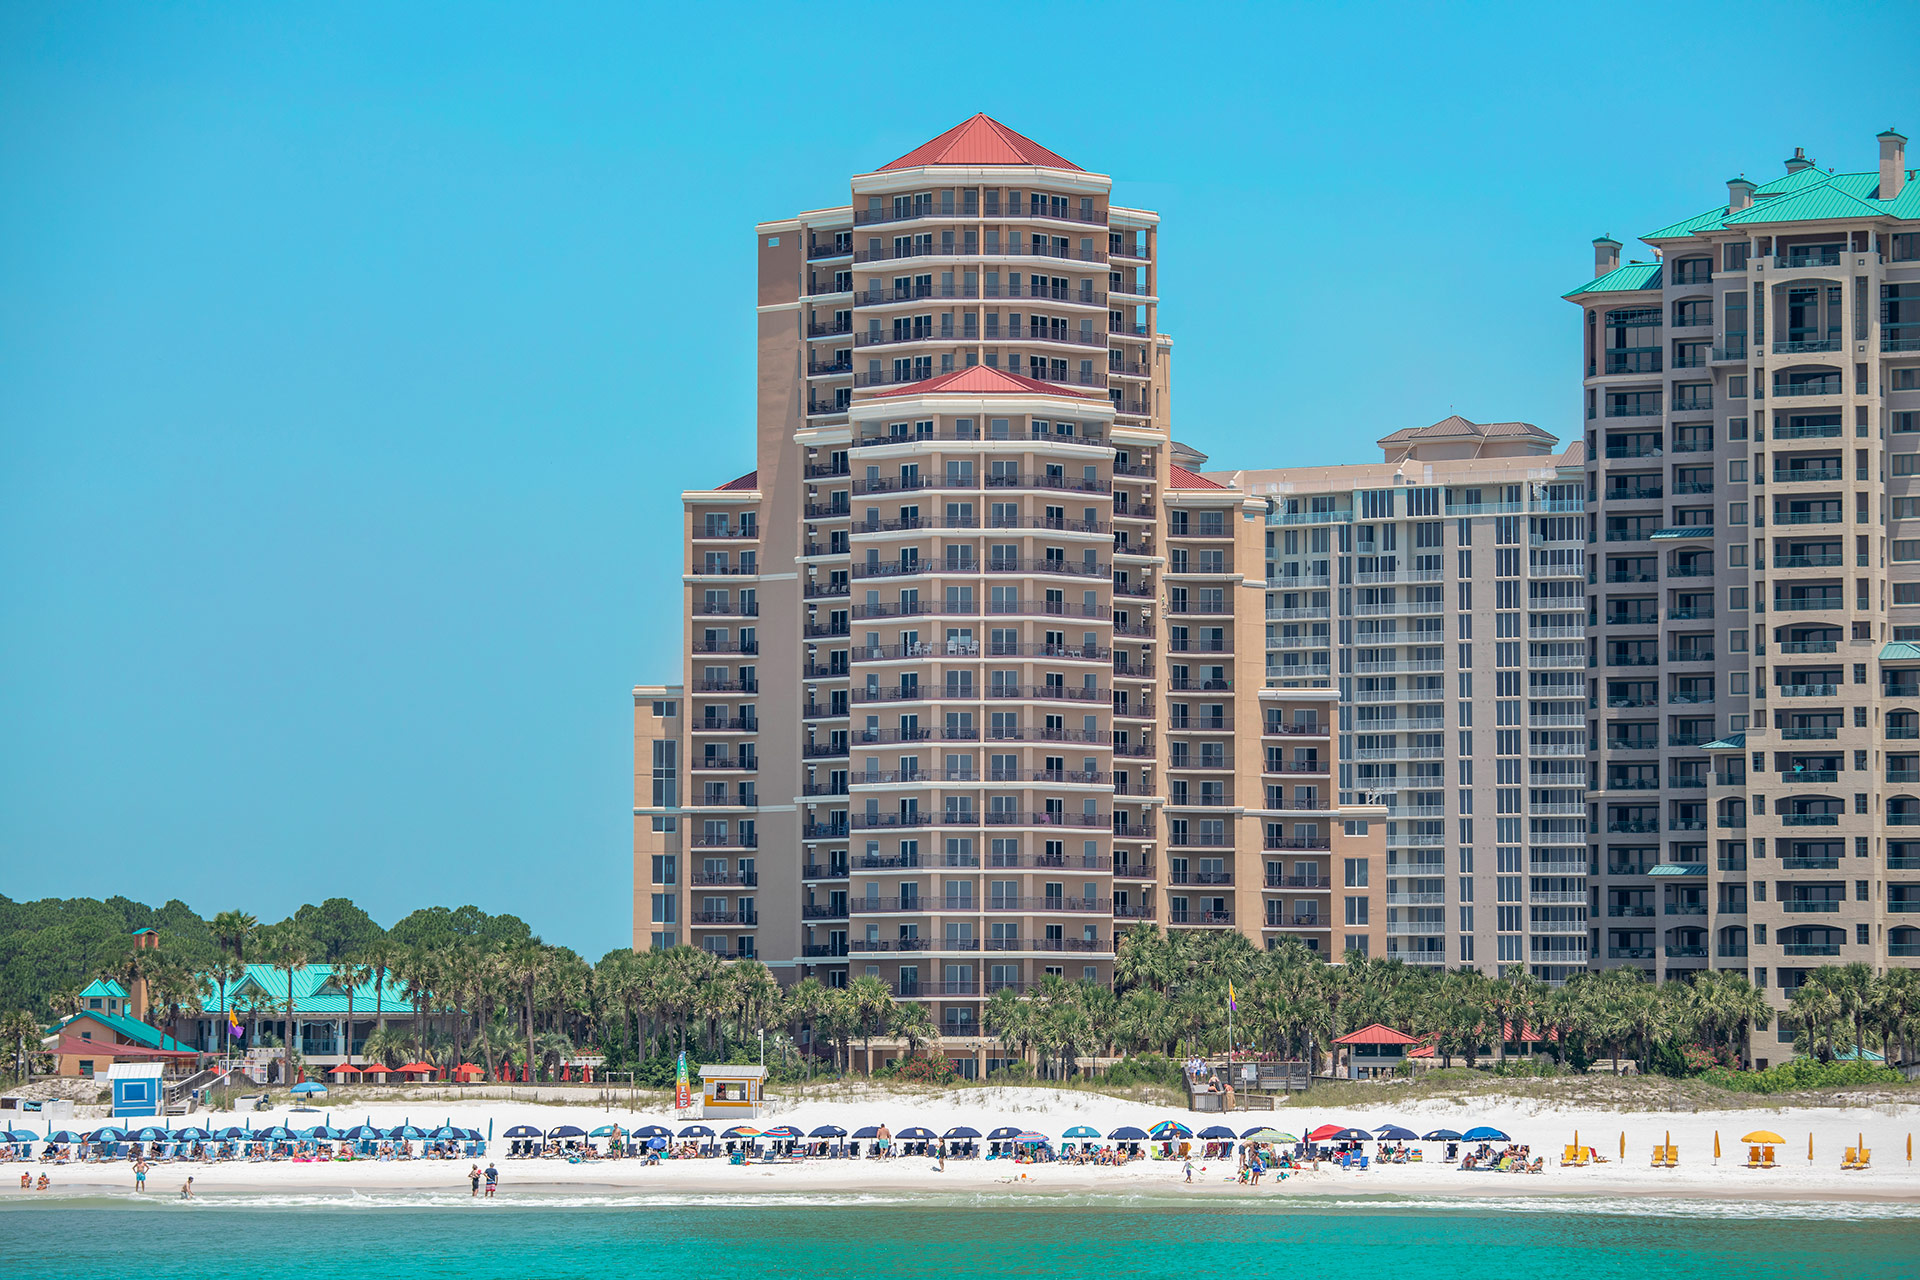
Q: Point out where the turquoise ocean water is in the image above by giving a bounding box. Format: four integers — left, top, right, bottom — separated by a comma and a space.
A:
4, 1192, 1917, 1277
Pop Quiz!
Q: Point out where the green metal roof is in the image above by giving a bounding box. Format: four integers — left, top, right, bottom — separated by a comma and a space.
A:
80, 979, 129, 999
1723, 181, 1886, 226
1881, 642, 1920, 662
1703, 732, 1746, 751
1649, 527, 1714, 539
1649, 863, 1708, 877
1563, 261, 1663, 299
1633, 160, 1920, 244
206, 963, 413, 1015
45, 1009, 192, 1053
1644, 205, 1730, 240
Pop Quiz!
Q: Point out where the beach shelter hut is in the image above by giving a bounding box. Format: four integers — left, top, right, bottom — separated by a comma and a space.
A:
698, 1064, 767, 1120
452, 1063, 485, 1082
106, 1063, 166, 1118
1331, 1023, 1422, 1078
394, 1061, 437, 1083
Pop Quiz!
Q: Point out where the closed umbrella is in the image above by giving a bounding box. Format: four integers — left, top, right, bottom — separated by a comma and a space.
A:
1808, 1132, 1813, 1164
1714, 1131, 1720, 1163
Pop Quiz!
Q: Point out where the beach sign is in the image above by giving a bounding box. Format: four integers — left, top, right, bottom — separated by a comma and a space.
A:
674, 1052, 692, 1111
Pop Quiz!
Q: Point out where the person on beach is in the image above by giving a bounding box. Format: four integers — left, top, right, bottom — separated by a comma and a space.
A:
19, 1172, 29, 1190
484, 1162, 498, 1197
134, 1157, 148, 1191
180, 1176, 194, 1198
1183, 1159, 1194, 1183
470, 1164, 481, 1196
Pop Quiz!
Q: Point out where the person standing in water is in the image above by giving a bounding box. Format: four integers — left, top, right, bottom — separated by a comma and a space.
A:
484, 1161, 498, 1197
469, 1164, 481, 1197
133, 1157, 148, 1192
180, 1176, 194, 1198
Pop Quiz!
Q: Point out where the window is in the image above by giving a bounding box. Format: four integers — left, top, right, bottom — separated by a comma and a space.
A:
1344, 896, 1368, 925
1729, 502, 1747, 526
1728, 375, 1747, 399
1894, 541, 1920, 562
652, 700, 679, 718
1894, 454, 1920, 476
1727, 416, 1748, 441
1896, 498, 1920, 519
1895, 413, 1920, 435
1728, 459, 1747, 483
1344, 858, 1369, 887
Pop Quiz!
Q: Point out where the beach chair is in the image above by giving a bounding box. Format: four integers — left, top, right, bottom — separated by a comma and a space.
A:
1562, 1144, 1587, 1167
1842, 1147, 1871, 1170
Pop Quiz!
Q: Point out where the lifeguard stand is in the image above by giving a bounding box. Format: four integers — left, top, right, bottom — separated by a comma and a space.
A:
698, 1065, 767, 1120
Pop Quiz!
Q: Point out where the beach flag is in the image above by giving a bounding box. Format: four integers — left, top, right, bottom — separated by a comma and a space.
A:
674, 1051, 692, 1110
228, 1006, 243, 1039
1227, 982, 1236, 1014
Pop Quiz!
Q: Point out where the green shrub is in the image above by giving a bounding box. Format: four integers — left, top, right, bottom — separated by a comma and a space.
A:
1099, 1053, 1182, 1088
1701, 1058, 1905, 1094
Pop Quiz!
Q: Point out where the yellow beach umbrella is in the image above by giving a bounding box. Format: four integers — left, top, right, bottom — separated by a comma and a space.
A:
1741, 1130, 1785, 1144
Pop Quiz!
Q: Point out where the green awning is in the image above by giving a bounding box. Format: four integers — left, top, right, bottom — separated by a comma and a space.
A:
1649, 527, 1714, 540
1880, 642, 1920, 662
1703, 732, 1746, 751
1649, 863, 1708, 877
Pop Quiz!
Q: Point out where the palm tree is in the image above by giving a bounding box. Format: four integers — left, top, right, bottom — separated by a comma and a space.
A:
506, 938, 546, 1080
260, 924, 313, 1082
783, 977, 827, 1077
847, 975, 893, 1075
360, 937, 399, 1040
1, 1010, 41, 1083
210, 910, 258, 1039
892, 1000, 937, 1061
328, 959, 373, 1068
396, 946, 439, 1065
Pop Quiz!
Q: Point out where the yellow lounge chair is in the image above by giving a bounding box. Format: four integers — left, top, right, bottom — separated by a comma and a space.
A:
1563, 1144, 1588, 1167
1842, 1147, 1871, 1170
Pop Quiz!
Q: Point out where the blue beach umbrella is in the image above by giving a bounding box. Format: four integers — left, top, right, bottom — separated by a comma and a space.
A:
647, 1137, 667, 1150
678, 1124, 715, 1138
1421, 1128, 1463, 1141
1464, 1126, 1511, 1143
1062, 1125, 1101, 1139
503, 1125, 542, 1138
129, 1126, 170, 1143
342, 1125, 379, 1140
6, 1128, 39, 1142
215, 1127, 249, 1141
430, 1125, 465, 1140
1199, 1125, 1237, 1140
387, 1125, 427, 1140
1107, 1126, 1149, 1141
46, 1130, 82, 1144
809, 1125, 847, 1138
547, 1125, 587, 1139
1374, 1125, 1420, 1141
896, 1126, 936, 1141
852, 1126, 885, 1139
941, 1126, 980, 1140
290, 1081, 327, 1095
174, 1126, 211, 1141
634, 1124, 673, 1139
987, 1126, 1023, 1141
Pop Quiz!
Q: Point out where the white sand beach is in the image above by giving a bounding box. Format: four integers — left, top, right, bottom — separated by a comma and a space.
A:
13, 1085, 1920, 1204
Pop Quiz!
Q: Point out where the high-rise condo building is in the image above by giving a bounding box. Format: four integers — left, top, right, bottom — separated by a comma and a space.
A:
1564, 128, 1919, 1049
1200, 422, 1591, 980
631, 117, 1389, 1073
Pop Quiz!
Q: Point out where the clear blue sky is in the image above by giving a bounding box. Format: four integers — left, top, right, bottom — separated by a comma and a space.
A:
1, 2, 1911, 958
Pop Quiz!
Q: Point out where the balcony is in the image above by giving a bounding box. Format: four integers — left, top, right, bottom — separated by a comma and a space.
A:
1773, 338, 1843, 354
1780, 901, 1841, 913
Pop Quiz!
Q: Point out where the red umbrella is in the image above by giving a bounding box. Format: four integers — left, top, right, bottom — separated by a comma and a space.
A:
1306, 1124, 1348, 1142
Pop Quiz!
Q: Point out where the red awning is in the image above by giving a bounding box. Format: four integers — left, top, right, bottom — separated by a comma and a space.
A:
327, 1063, 363, 1074
394, 1061, 437, 1073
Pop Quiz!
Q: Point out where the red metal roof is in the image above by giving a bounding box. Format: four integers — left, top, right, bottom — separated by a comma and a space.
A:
1168, 464, 1225, 490
1332, 1022, 1421, 1046
880, 114, 1080, 172
717, 470, 757, 491
873, 365, 1103, 400
48, 1035, 196, 1060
